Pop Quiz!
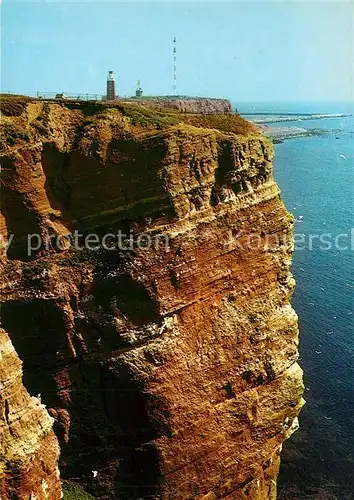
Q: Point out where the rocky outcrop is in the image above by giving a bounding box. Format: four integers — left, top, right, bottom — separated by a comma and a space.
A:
0, 97, 304, 499
0, 328, 61, 499
123, 97, 233, 114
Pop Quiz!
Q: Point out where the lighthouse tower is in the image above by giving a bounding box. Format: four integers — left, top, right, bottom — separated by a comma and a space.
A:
106, 70, 116, 100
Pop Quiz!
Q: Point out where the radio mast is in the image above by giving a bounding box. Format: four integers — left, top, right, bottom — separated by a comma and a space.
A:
173, 36, 177, 95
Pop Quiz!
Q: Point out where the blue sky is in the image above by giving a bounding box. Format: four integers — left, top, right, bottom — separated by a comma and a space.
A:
1, 1, 353, 102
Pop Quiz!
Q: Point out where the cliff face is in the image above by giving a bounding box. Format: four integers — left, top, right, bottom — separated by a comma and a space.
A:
0, 328, 62, 499
0, 97, 304, 499
122, 98, 233, 114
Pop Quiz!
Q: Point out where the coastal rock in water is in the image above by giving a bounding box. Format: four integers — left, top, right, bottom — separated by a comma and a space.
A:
0, 97, 304, 499
0, 328, 62, 499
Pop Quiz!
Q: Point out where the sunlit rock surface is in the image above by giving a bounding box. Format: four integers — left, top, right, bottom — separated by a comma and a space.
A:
0, 328, 61, 499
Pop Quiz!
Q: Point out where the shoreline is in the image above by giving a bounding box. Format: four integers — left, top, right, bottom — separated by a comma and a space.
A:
240, 111, 352, 142
258, 123, 327, 143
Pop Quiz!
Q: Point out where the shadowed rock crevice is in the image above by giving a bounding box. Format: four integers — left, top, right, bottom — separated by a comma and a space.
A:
42, 143, 72, 213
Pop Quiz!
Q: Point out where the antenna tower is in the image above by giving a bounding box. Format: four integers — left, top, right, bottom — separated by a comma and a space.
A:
173, 36, 177, 95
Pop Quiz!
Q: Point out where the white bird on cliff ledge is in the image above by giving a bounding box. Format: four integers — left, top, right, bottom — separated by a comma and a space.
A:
92, 470, 98, 478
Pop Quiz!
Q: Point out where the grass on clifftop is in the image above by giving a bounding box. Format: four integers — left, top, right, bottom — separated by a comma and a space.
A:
0, 94, 258, 136
62, 482, 96, 500
113, 102, 258, 136
116, 102, 181, 129
181, 113, 259, 135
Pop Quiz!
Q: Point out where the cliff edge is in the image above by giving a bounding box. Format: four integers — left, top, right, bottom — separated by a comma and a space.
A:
122, 97, 233, 114
0, 96, 304, 499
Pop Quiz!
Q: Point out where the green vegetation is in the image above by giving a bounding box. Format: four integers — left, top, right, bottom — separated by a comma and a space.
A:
182, 113, 258, 135
117, 103, 180, 129
22, 261, 49, 280
62, 482, 96, 500
110, 102, 258, 135
61, 248, 98, 267
1, 95, 258, 139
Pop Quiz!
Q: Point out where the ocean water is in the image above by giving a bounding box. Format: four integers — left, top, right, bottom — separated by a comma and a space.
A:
238, 103, 354, 498
237, 101, 354, 115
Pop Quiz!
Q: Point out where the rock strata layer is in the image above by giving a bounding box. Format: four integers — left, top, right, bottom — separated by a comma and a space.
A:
0, 97, 304, 499
122, 97, 233, 114
0, 328, 62, 499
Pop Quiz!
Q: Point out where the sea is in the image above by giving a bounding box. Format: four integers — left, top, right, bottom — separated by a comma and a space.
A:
237, 102, 354, 499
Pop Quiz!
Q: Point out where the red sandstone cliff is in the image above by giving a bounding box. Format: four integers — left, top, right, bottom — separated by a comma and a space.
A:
122, 97, 233, 114
0, 328, 61, 499
0, 96, 304, 499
